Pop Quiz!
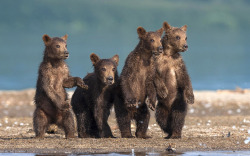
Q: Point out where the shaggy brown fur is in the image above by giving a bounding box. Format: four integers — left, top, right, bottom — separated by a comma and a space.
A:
155, 21, 194, 139
33, 34, 88, 139
114, 26, 163, 138
71, 53, 119, 138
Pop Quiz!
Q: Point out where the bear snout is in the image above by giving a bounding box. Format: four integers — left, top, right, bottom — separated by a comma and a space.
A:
106, 76, 114, 85
152, 46, 163, 56
158, 46, 163, 52
64, 51, 69, 59
183, 44, 188, 50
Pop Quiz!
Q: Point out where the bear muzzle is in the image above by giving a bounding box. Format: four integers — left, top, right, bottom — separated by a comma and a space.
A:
106, 76, 114, 85
182, 44, 188, 52
64, 51, 69, 59
152, 46, 163, 56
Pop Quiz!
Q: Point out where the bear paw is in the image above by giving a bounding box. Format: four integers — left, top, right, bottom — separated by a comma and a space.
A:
75, 78, 88, 90
126, 98, 137, 107
157, 87, 168, 99
184, 90, 194, 104
145, 97, 157, 111
61, 100, 71, 111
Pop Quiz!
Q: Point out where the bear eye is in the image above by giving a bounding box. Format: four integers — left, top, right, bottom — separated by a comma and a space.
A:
56, 45, 60, 48
101, 68, 106, 71
150, 39, 155, 42
112, 68, 116, 71
176, 36, 180, 40
185, 37, 187, 41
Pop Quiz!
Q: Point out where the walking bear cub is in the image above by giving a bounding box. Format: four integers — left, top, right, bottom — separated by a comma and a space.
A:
114, 26, 163, 138
155, 21, 194, 139
71, 53, 119, 138
34, 34, 88, 139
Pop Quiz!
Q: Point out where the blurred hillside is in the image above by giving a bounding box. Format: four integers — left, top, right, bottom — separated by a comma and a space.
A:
0, 0, 249, 90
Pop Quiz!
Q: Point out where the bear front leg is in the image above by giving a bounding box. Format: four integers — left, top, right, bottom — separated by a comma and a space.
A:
63, 76, 88, 89
75, 111, 93, 138
102, 108, 115, 138
154, 75, 168, 99
94, 102, 105, 138
42, 77, 67, 111
176, 64, 194, 104
146, 78, 157, 111
184, 88, 194, 104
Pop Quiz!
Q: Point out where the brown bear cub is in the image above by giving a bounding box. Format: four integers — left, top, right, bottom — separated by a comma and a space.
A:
71, 53, 119, 138
34, 34, 88, 139
155, 21, 194, 139
114, 26, 163, 138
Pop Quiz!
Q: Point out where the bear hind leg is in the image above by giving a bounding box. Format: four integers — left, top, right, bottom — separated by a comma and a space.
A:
166, 99, 187, 139
114, 97, 134, 138
33, 108, 50, 138
155, 103, 171, 134
135, 103, 151, 139
60, 110, 76, 139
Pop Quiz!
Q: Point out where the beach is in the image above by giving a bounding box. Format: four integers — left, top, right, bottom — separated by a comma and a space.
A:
0, 89, 249, 154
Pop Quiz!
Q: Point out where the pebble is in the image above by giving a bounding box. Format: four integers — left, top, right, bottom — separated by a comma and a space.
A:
189, 108, 195, 113
227, 110, 233, 114
244, 139, 249, 144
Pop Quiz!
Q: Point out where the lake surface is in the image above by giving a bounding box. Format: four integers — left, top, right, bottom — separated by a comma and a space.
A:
1, 151, 250, 156
0, 34, 249, 91
0, 0, 249, 90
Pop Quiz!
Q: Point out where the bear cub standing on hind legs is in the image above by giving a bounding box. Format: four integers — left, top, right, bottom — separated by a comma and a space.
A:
114, 26, 163, 138
154, 21, 194, 139
33, 34, 88, 139
71, 53, 119, 138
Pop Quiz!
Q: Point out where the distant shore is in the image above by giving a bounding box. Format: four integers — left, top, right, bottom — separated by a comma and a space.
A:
0, 88, 249, 154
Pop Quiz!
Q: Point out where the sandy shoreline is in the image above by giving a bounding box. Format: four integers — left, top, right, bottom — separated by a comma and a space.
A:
0, 89, 250, 154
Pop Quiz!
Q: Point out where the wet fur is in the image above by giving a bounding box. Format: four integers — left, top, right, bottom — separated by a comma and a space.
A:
71, 53, 119, 138
155, 22, 194, 139
114, 27, 163, 138
33, 34, 87, 139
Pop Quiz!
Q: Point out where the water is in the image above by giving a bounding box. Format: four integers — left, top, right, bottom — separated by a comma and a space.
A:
1, 151, 250, 156
0, 0, 250, 90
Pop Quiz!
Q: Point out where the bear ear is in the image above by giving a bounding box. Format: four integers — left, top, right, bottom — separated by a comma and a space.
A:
90, 53, 100, 66
111, 54, 119, 66
156, 27, 164, 36
163, 21, 171, 31
61, 34, 68, 41
137, 26, 147, 38
181, 25, 187, 32
42, 34, 52, 46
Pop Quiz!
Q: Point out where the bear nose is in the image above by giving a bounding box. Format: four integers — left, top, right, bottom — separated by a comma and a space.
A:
183, 44, 188, 49
158, 46, 163, 52
107, 76, 113, 81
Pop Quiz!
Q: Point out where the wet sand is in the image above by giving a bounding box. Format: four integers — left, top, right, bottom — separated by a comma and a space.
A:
0, 89, 249, 154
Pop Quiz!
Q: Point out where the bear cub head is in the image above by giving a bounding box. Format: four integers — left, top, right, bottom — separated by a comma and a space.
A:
162, 21, 188, 53
90, 53, 119, 85
137, 26, 164, 56
42, 34, 69, 60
